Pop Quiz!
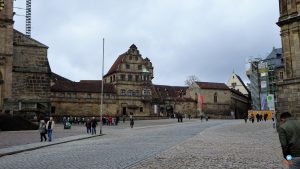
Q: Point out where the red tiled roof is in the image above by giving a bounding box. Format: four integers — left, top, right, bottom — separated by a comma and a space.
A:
51, 72, 73, 82
196, 82, 229, 90
152, 85, 188, 98
51, 80, 115, 93
104, 44, 140, 77
105, 53, 126, 77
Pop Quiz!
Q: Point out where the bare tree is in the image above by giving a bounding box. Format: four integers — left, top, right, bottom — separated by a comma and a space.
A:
185, 75, 200, 86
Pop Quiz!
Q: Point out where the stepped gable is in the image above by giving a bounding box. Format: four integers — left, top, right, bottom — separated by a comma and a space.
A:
104, 44, 139, 77
196, 82, 229, 90
13, 29, 48, 48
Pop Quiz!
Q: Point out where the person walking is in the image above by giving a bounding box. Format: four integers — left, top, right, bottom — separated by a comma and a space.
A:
85, 118, 91, 134
264, 113, 268, 122
91, 117, 97, 135
278, 112, 300, 169
39, 120, 47, 142
256, 113, 260, 122
130, 118, 134, 128
108, 116, 113, 126
244, 114, 248, 123
251, 114, 255, 123
116, 116, 119, 126
46, 117, 55, 142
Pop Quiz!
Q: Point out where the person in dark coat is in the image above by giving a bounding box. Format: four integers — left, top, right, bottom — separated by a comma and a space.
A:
251, 114, 255, 123
130, 118, 134, 128
115, 116, 119, 126
256, 113, 260, 122
278, 112, 300, 169
244, 114, 248, 123
264, 113, 268, 122
91, 117, 97, 135
85, 118, 91, 134
180, 114, 183, 122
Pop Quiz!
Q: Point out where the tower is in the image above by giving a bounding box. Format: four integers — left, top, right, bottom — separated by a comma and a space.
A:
0, 0, 13, 111
277, 0, 300, 118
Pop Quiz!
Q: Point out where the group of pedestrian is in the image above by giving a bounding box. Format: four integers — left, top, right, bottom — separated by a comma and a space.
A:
85, 117, 98, 135
200, 115, 208, 122
102, 116, 120, 126
62, 116, 85, 125
38, 117, 55, 142
177, 113, 183, 123
248, 113, 270, 123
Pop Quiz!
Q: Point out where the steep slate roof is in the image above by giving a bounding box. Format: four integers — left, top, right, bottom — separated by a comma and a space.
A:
104, 44, 138, 77
105, 53, 126, 77
234, 74, 250, 94
230, 88, 249, 98
196, 82, 230, 90
264, 48, 283, 68
152, 85, 194, 102
51, 74, 115, 93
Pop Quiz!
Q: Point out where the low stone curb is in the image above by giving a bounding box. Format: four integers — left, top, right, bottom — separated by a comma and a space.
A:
0, 134, 104, 158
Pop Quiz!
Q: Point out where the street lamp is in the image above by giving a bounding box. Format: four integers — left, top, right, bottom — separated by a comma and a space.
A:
100, 38, 105, 135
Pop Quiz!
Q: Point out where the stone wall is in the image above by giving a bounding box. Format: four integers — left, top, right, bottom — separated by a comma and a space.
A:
277, 0, 300, 118
0, 0, 14, 111
277, 78, 300, 118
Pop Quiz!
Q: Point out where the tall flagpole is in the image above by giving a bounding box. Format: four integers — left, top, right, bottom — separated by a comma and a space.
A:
100, 38, 104, 135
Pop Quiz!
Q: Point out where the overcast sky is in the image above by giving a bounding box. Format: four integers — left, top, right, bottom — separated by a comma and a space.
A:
13, 0, 281, 86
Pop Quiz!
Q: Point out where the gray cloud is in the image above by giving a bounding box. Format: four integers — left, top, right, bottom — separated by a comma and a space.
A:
13, 0, 281, 86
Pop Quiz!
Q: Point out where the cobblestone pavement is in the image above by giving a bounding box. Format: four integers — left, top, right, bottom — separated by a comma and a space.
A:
0, 120, 226, 169
0, 118, 198, 149
131, 121, 285, 169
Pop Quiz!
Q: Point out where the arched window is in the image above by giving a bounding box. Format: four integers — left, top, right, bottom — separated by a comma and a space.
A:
214, 93, 218, 103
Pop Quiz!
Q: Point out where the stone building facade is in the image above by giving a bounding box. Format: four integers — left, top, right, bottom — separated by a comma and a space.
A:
51, 45, 249, 119
51, 74, 116, 117
103, 44, 154, 117
0, 0, 250, 119
186, 82, 249, 119
0, 0, 51, 116
277, 0, 300, 118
